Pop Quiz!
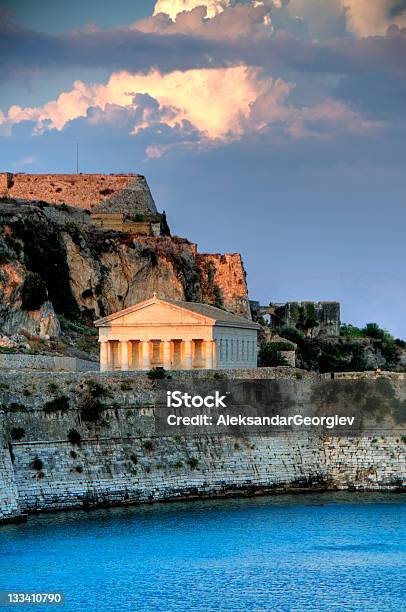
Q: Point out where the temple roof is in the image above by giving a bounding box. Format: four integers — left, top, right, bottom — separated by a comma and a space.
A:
95, 295, 260, 329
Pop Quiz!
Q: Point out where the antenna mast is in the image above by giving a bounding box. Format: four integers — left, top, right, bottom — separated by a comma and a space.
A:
76, 143, 79, 174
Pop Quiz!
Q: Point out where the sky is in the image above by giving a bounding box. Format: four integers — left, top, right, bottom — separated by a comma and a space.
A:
0, 0, 405, 336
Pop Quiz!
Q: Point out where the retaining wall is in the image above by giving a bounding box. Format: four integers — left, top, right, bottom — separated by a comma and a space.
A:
0, 369, 405, 522
0, 354, 98, 372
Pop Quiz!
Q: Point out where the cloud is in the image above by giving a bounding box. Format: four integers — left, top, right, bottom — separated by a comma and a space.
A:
1, 66, 284, 140
1, 4, 406, 89
340, 0, 406, 37
0, 64, 382, 158
287, 0, 406, 38
153, 0, 230, 20
136, 3, 274, 40
12, 155, 35, 169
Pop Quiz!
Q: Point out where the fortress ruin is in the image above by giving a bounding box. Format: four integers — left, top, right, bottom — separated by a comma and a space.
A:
0, 172, 167, 235
0, 172, 156, 212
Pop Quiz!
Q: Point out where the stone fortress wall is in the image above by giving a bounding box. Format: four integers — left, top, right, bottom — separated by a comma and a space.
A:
0, 172, 157, 214
0, 369, 404, 523
252, 300, 341, 337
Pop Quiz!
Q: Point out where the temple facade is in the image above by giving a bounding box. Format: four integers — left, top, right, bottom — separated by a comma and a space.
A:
94, 295, 259, 371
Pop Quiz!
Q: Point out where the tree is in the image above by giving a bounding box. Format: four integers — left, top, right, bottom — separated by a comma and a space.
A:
21, 272, 48, 311
258, 343, 289, 367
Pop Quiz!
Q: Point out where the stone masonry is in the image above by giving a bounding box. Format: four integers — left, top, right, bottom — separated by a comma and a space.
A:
0, 173, 157, 214
0, 368, 405, 523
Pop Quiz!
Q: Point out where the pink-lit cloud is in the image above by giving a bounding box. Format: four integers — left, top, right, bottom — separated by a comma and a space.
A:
153, 0, 230, 20
0, 64, 382, 157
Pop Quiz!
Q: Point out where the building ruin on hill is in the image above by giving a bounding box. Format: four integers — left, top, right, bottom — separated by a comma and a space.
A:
0, 172, 169, 236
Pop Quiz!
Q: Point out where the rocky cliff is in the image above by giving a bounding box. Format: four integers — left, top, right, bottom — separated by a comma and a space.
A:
0, 200, 251, 344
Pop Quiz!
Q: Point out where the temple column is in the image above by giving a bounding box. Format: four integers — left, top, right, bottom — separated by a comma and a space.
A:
141, 340, 150, 370
212, 340, 218, 369
183, 340, 193, 369
100, 340, 109, 372
163, 340, 171, 370
120, 340, 129, 371
205, 340, 214, 369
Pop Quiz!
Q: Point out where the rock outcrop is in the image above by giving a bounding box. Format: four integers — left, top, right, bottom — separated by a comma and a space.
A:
0, 200, 251, 337
0, 261, 60, 339
197, 253, 251, 319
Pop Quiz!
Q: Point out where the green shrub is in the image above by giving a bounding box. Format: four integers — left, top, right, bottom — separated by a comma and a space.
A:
58, 315, 96, 336
81, 288, 93, 299
142, 440, 154, 451
11, 427, 25, 441
8, 402, 26, 411
44, 395, 70, 413
147, 367, 166, 380
63, 221, 85, 244
275, 326, 305, 345
21, 272, 48, 310
0, 346, 18, 354
187, 457, 199, 470
258, 343, 289, 367
79, 381, 110, 422
32, 457, 43, 471
47, 382, 59, 393
270, 342, 295, 352
80, 397, 105, 422
85, 379, 111, 398
0, 246, 11, 264
67, 429, 81, 445
340, 324, 364, 337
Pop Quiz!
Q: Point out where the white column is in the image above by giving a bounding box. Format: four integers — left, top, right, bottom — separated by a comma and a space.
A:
120, 341, 129, 371
183, 340, 192, 369
163, 340, 171, 369
141, 340, 150, 370
205, 340, 214, 369
212, 340, 218, 369
100, 340, 109, 372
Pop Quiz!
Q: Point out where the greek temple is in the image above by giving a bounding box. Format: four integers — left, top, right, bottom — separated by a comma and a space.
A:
94, 294, 259, 371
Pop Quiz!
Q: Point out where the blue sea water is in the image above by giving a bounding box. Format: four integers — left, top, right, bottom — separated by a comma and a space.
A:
0, 492, 405, 611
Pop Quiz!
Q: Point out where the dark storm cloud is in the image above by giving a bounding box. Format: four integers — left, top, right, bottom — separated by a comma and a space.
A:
389, 0, 406, 17
1, 5, 406, 86
0, 9, 230, 79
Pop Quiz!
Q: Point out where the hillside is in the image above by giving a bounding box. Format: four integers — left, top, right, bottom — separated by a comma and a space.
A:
0, 198, 250, 359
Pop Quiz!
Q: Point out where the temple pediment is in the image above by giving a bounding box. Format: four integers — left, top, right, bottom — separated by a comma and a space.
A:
95, 296, 215, 328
